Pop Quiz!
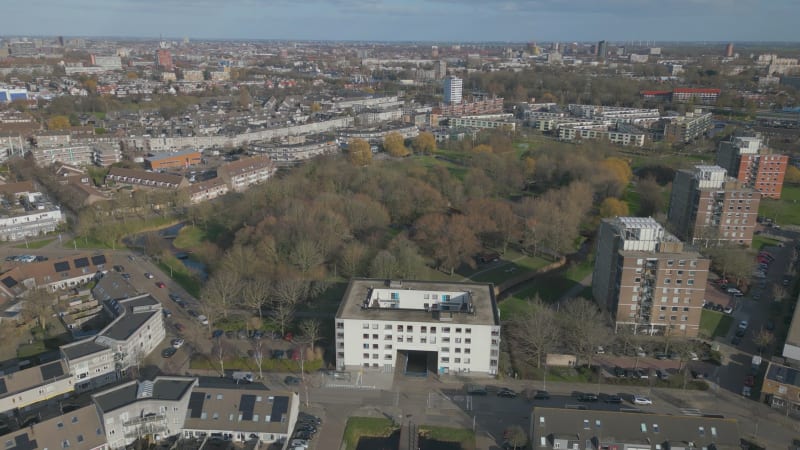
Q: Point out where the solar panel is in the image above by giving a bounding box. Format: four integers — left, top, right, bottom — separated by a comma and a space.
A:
40, 361, 65, 380
270, 396, 289, 422
0, 378, 7, 395
14, 434, 37, 450
188, 391, 206, 418
74, 257, 90, 268
239, 394, 256, 421
1, 277, 17, 288
53, 261, 70, 272
91, 255, 107, 266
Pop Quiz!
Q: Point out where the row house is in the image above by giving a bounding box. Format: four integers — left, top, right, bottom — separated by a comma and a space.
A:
106, 167, 189, 190
217, 155, 275, 193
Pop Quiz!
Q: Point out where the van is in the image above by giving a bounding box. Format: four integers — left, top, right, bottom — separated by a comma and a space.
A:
232, 372, 254, 383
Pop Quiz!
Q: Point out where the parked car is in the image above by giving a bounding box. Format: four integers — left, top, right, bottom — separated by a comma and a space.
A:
162, 309, 172, 318
723, 306, 734, 314
211, 329, 224, 339
533, 390, 550, 400
604, 394, 622, 404
739, 320, 749, 330
271, 350, 286, 359
156, 281, 166, 288
161, 347, 177, 358
727, 287, 742, 295
284, 376, 302, 385
577, 393, 599, 402
144, 272, 154, 279
765, 320, 775, 331
732, 336, 742, 345
613, 366, 626, 377
656, 369, 669, 381
633, 395, 653, 405
744, 375, 755, 387
171, 338, 185, 348
497, 388, 518, 398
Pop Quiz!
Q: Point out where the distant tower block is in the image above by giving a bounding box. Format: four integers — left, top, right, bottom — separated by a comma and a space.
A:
725, 43, 734, 57
431, 45, 439, 58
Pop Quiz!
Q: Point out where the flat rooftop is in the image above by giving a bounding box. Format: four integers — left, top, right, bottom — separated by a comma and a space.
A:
93, 377, 196, 413
336, 279, 499, 326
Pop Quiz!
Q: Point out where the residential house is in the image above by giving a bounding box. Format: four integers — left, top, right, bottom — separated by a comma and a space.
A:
106, 167, 188, 190
187, 178, 229, 204
0, 360, 74, 416
217, 155, 275, 193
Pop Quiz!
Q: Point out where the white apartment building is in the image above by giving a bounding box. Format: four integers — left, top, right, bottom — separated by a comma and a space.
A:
0, 360, 74, 416
0, 207, 64, 241
217, 155, 276, 193
335, 279, 501, 376
449, 114, 517, 132
31, 145, 94, 166
443, 76, 462, 105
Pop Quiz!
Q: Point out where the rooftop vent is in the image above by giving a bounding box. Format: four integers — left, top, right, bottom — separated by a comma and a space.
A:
137, 380, 154, 399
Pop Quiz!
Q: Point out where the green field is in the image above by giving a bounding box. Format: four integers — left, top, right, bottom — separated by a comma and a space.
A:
342, 417, 398, 450
751, 235, 781, 250
173, 225, 207, 249
759, 185, 800, 227
699, 309, 734, 339
470, 253, 551, 284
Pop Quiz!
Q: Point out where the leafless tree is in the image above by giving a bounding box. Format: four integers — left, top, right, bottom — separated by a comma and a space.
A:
508, 296, 559, 368
504, 425, 528, 449
201, 270, 242, 319
240, 278, 271, 318
369, 250, 398, 279
299, 319, 322, 356
23, 288, 55, 331
212, 336, 229, 376
754, 330, 774, 355
558, 297, 610, 367
252, 339, 265, 380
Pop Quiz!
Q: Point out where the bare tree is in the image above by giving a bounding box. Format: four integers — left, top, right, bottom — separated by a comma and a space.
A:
504, 425, 528, 449
22, 288, 55, 331
240, 278, 271, 318
754, 330, 774, 355
508, 296, 559, 368
252, 339, 265, 380
289, 239, 325, 274
201, 270, 242, 319
212, 336, 229, 376
299, 319, 322, 356
369, 250, 398, 279
558, 297, 610, 367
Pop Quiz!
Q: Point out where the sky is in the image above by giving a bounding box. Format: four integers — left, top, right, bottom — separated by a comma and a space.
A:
3, 0, 799, 42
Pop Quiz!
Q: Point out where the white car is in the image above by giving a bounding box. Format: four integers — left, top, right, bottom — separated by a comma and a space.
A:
197, 315, 209, 326
726, 287, 742, 295
738, 320, 749, 330
171, 338, 185, 348
633, 395, 653, 405
144, 272, 155, 279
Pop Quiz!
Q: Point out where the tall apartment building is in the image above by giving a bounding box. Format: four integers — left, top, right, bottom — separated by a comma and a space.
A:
596, 40, 608, 59
443, 76, 462, 105
716, 135, 788, 199
662, 110, 712, 144
155, 49, 173, 71
335, 279, 501, 376
593, 217, 710, 337
668, 165, 761, 247
434, 60, 447, 80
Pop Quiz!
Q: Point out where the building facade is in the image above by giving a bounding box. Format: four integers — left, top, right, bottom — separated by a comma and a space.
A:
443, 76, 462, 105
217, 155, 275, 193
663, 111, 713, 144
593, 217, 710, 337
716, 135, 788, 199
106, 167, 188, 190
335, 279, 501, 376
31, 145, 94, 167
145, 149, 203, 170
761, 362, 800, 417
0, 361, 74, 416
668, 165, 761, 246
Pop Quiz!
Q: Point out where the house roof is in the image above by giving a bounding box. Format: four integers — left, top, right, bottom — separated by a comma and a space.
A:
2, 405, 105, 450
0, 360, 70, 399
0, 253, 110, 297
217, 155, 274, 178
532, 407, 740, 449
98, 294, 160, 341
183, 381, 295, 435
61, 340, 109, 361
146, 148, 201, 162
91, 273, 139, 302
187, 177, 228, 196
0, 181, 36, 196
107, 167, 185, 186
92, 377, 196, 413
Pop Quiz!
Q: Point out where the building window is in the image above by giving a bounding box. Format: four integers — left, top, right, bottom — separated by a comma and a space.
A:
406, 325, 413, 332
421, 326, 427, 333
363, 334, 369, 339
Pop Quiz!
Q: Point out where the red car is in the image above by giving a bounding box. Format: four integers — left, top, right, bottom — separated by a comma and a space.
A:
156, 281, 166, 288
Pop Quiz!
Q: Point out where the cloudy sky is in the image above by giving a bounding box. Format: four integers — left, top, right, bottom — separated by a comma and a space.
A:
3, 0, 798, 42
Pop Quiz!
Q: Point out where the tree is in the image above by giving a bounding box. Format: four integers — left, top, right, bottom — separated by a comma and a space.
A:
299, 319, 322, 356
785, 165, 800, 184
558, 298, 610, 367
47, 115, 70, 130
636, 176, 664, 216
269, 279, 308, 336
289, 239, 325, 274
240, 278, 271, 318
338, 242, 368, 278
252, 339, 266, 380
212, 336, 229, 376
599, 197, 630, 218
237, 87, 252, 110
347, 138, 372, 166
508, 296, 559, 368
412, 132, 436, 155
413, 213, 481, 275
370, 250, 399, 279
201, 270, 242, 319
471, 144, 493, 154
754, 330, 774, 355
383, 132, 410, 157
23, 288, 55, 331
503, 425, 528, 449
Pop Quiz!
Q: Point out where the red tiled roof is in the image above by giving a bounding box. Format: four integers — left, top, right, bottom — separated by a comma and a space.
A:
673, 88, 721, 94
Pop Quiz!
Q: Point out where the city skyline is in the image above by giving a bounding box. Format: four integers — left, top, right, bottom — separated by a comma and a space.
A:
3, 0, 799, 42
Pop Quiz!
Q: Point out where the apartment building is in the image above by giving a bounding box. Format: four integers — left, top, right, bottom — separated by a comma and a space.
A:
530, 407, 741, 450
145, 149, 202, 170
187, 178, 229, 204
91, 144, 122, 167
662, 110, 713, 144
2, 404, 107, 450
566, 104, 660, 125
93, 377, 197, 449
217, 155, 275, 193
671, 88, 721, 104
0, 199, 64, 242
335, 279, 501, 376
0, 360, 74, 416
557, 124, 646, 147
253, 139, 339, 164
61, 294, 165, 393
182, 378, 299, 445
668, 165, 761, 246
106, 167, 189, 190
31, 145, 94, 167
761, 362, 800, 417
0, 254, 111, 300
716, 135, 788, 199
593, 217, 710, 337
435, 97, 504, 118
443, 76, 462, 105
449, 114, 517, 132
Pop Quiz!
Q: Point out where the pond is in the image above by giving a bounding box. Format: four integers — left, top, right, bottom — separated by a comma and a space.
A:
355, 431, 400, 450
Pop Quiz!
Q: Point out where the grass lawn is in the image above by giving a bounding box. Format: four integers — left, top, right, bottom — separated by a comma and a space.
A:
498, 297, 531, 321
470, 254, 550, 284
64, 236, 121, 250
17, 341, 47, 359
13, 238, 55, 249
342, 417, 399, 450
752, 235, 781, 250
414, 155, 468, 180
524, 365, 596, 383
699, 310, 734, 339
157, 254, 202, 298
418, 426, 475, 450
759, 184, 800, 227
173, 225, 207, 249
